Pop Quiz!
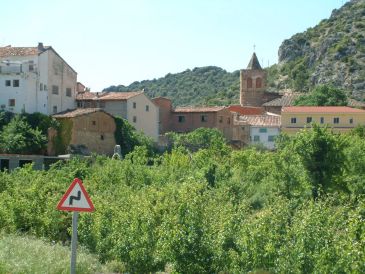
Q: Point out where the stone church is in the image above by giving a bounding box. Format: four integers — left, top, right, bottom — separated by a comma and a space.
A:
240, 53, 281, 107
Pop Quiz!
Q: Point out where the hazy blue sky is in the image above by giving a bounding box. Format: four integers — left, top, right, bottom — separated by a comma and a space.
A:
1, 0, 345, 91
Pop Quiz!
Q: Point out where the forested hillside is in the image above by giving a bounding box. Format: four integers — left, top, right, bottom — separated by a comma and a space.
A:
1, 127, 365, 273
104, 66, 240, 106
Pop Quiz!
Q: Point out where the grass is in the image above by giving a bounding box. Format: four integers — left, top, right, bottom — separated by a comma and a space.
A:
0, 234, 118, 274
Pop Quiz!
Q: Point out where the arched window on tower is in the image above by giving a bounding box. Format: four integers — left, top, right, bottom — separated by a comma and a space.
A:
247, 77, 252, 88
256, 77, 262, 88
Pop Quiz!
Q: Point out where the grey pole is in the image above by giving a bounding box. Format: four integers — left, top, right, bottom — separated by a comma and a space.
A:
70, 211, 79, 274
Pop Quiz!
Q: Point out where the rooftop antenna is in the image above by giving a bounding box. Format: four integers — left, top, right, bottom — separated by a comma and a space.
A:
253, 44, 256, 52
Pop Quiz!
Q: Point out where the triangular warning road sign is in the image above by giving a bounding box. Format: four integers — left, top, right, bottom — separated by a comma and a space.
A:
57, 178, 95, 212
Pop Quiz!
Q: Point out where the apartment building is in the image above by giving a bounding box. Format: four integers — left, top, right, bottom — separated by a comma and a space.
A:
0, 43, 77, 114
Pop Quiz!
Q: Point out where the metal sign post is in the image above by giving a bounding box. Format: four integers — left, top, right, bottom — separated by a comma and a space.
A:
57, 178, 94, 274
70, 211, 79, 274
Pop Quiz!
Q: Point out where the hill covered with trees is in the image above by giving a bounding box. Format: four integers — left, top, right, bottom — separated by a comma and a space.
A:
104, 66, 240, 106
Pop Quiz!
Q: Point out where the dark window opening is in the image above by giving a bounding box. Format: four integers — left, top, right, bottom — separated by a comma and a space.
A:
0, 159, 9, 172
19, 160, 33, 168
5, 80, 11, 87
247, 77, 253, 88
13, 80, 19, 87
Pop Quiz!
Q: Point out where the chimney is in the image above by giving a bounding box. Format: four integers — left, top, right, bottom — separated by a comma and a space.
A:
38, 42, 44, 51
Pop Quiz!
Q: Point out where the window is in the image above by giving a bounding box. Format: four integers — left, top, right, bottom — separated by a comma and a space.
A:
307, 117, 312, 123
334, 117, 340, 124
256, 77, 262, 88
201, 115, 208, 122
320, 117, 324, 124
227, 117, 231, 124
247, 77, 253, 88
253, 135, 260, 142
52, 85, 59, 95
5, 80, 11, 87
219, 116, 223, 123
40, 83, 43, 91
178, 116, 185, 123
145, 105, 149, 112
133, 102, 136, 109
100, 134, 104, 140
8, 99, 15, 107
349, 118, 353, 124
92, 121, 96, 126
29, 61, 34, 71
291, 117, 297, 124
259, 128, 267, 133
44, 84, 47, 91
53, 106, 57, 114
133, 116, 137, 123
66, 88, 72, 97
268, 135, 275, 142
13, 80, 19, 87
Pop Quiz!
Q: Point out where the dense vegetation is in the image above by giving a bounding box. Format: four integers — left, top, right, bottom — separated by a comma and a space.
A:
0, 127, 365, 273
0, 111, 56, 155
104, 66, 240, 106
294, 85, 348, 106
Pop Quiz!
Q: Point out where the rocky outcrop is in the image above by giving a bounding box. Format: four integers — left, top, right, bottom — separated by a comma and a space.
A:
274, 0, 365, 97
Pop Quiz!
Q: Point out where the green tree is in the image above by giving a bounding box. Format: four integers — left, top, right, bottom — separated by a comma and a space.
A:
278, 124, 348, 199
294, 85, 348, 106
113, 116, 154, 157
0, 115, 47, 154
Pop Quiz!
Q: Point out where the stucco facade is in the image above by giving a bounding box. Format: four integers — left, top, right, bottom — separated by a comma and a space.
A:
0, 43, 77, 115
77, 91, 159, 141
281, 106, 365, 135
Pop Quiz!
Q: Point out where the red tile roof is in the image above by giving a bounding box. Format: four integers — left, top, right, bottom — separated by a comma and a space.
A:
76, 92, 97, 100
0, 46, 50, 57
262, 93, 299, 107
228, 105, 264, 115
53, 108, 113, 118
173, 106, 226, 113
237, 114, 281, 127
76, 91, 142, 101
282, 106, 365, 113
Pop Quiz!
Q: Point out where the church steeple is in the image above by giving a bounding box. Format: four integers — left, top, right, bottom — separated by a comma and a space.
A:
246, 52, 262, 70
239, 52, 266, 106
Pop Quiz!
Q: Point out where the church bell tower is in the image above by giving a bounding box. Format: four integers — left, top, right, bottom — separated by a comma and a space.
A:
240, 52, 266, 107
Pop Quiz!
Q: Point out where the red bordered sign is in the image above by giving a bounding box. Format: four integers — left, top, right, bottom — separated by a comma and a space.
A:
57, 178, 95, 212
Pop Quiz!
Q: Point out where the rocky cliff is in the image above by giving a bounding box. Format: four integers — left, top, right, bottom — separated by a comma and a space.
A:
270, 0, 365, 97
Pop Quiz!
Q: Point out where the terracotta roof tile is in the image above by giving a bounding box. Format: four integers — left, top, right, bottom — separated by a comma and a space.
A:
173, 106, 226, 113
52, 108, 113, 118
228, 105, 264, 115
262, 93, 299, 107
0, 46, 50, 57
76, 91, 97, 100
237, 114, 281, 127
76, 91, 142, 101
282, 106, 365, 113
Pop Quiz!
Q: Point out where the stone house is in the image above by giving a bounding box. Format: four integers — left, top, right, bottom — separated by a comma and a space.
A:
49, 108, 116, 155
76, 91, 159, 141
0, 43, 77, 114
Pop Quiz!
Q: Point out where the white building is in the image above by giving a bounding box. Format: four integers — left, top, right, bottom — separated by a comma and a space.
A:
76, 91, 159, 141
0, 43, 77, 114
234, 114, 281, 149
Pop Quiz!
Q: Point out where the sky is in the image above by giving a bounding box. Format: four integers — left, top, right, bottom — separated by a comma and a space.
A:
1, 0, 346, 91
